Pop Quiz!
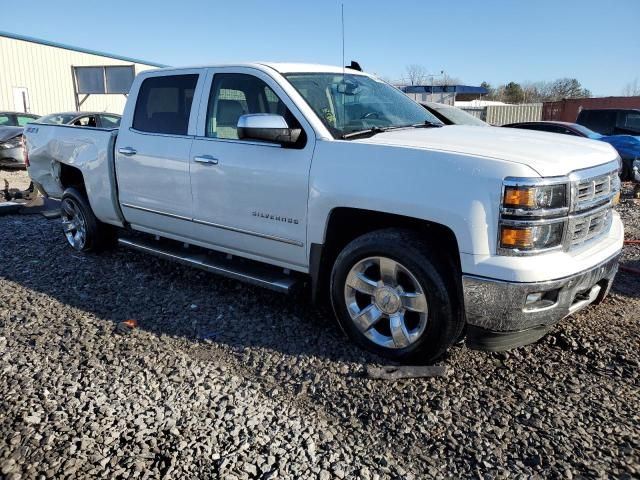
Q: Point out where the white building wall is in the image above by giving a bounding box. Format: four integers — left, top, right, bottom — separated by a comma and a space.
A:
0, 35, 159, 116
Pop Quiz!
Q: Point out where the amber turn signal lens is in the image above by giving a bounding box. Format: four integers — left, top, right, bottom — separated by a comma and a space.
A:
503, 187, 535, 208
500, 227, 533, 248
613, 191, 620, 206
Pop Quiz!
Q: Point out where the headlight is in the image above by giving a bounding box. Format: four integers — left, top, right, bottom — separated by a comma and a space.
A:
0, 136, 22, 150
499, 178, 569, 255
499, 221, 565, 252
503, 184, 567, 211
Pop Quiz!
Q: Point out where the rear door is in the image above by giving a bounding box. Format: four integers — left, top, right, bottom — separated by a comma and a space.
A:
115, 70, 206, 231
188, 67, 316, 269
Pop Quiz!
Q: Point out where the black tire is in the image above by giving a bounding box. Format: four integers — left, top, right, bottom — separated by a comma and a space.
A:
329, 228, 464, 364
60, 187, 117, 252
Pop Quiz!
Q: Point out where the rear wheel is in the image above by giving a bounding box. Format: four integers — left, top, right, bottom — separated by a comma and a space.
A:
61, 187, 116, 252
330, 229, 463, 363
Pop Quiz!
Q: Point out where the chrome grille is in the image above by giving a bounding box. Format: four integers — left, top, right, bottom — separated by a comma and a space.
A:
568, 207, 612, 248
574, 171, 619, 212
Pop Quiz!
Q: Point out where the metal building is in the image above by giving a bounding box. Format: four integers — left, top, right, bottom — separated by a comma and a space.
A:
0, 31, 166, 117
401, 85, 488, 106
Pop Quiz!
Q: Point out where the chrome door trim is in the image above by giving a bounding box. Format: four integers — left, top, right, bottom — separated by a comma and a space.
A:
121, 203, 191, 221
193, 136, 282, 148
192, 218, 304, 247
120, 203, 303, 247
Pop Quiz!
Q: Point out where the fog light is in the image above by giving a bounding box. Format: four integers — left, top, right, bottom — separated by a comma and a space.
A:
524, 290, 559, 311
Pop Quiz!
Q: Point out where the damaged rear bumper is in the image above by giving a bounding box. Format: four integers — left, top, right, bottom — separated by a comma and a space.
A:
462, 252, 620, 351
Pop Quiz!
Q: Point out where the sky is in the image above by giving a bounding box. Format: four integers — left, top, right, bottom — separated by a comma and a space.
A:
2, 0, 639, 96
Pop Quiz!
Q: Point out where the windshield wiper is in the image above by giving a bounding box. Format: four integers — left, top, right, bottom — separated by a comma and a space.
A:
342, 121, 443, 140
410, 120, 443, 128
341, 126, 389, 140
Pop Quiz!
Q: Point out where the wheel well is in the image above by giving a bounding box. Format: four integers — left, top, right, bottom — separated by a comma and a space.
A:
59, 164, 85, 193
311, 207, 462, 303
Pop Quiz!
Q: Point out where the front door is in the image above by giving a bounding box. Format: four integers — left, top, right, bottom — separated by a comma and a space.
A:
115, 70, 204, 232
189, 68, 315, 269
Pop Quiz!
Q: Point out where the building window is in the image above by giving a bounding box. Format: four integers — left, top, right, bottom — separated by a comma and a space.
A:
74, 65, 136, 94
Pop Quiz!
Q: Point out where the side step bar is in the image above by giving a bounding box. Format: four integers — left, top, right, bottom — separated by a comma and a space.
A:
118, 237, 302, 294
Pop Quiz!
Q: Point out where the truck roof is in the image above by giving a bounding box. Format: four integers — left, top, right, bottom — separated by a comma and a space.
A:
152, 62, 368, 75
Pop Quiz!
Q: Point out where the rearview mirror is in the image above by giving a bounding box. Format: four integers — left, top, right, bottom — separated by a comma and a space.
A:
237, 114, 301, 146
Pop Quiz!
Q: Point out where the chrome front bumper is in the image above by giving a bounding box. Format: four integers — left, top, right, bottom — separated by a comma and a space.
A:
462, 252, 620, 333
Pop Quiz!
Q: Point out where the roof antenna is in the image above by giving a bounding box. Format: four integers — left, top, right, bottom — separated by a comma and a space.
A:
341, 3, 345, 127
341, 3, 345, 76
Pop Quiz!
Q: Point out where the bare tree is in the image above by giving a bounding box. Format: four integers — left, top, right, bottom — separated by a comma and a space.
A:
404, 64, 428, 86
434, 73, 462, 86
622, 78, 640, 96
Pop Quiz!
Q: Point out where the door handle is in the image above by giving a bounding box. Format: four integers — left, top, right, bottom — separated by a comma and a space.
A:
194, 155, 219, 165
118, 147, 137, 156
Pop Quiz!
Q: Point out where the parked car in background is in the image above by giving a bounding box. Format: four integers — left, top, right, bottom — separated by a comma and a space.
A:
420, 102, 488, 126
25, 63, 623, 363
504, 121, 640, 181
35, 112, 121, 128
576, 108, 640, 136
0, 111, 40, 127
0, 126, 26, 168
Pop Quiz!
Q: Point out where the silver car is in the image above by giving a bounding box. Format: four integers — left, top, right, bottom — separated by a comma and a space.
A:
0, 126, 25, 168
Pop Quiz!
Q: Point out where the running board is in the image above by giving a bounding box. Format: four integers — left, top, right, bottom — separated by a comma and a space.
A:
118, 237, 302, 294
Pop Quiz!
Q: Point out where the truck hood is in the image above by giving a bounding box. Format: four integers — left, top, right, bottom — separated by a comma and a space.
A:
355, 125, 619, 177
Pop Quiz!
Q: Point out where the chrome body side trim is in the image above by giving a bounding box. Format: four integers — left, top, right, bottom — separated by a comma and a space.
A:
121, 202, 191, 221
120, 202, 304, 247
462, 252, 620, 331
192, 218, 304, 247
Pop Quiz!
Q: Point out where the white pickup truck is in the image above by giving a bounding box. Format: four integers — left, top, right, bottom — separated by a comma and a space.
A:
25, 63, 624, 363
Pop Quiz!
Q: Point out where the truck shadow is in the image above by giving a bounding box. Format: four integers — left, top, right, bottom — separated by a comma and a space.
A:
0, 215, 382, 365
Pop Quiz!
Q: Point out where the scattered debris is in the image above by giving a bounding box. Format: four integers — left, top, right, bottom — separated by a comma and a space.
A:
115, 319, 139, 335
365, 364, 449, 380
2, 179, 37, 202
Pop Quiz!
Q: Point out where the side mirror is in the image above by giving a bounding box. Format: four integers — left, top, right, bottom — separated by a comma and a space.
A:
237, 114, 301, 146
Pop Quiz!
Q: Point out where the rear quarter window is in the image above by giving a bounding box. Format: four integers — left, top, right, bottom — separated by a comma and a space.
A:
133, 74, 198, 135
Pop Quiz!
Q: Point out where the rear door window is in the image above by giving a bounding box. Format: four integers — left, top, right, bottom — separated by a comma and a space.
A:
100, 115, 121, 128
73, 116, 97, 127
620, 112, 640, 132
17, 115, 35, 126
0, 115, 12, 126
133, 74, 198, 135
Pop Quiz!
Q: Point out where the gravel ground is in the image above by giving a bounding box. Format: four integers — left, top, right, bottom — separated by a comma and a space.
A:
1, 169, 638, 479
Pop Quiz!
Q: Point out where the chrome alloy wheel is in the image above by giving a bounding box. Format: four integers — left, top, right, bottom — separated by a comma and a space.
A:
61, 198, 87, 250
344, 256, 429, 349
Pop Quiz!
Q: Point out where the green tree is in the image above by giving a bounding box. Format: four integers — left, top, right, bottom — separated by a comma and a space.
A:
503, 82, 524, 103
480, 81, 495, 99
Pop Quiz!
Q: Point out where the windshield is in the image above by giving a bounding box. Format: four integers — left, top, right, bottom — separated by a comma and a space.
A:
430, 104, 488, 127
284, 73, 442, 138
570, 123, 602, 139
36, 113, 78, 125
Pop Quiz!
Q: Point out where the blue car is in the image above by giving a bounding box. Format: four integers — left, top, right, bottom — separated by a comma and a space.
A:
503, 121, 640, 181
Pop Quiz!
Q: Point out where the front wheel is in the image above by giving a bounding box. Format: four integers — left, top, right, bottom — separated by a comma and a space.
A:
330, 229, 463, 363
61, 187, 116, 252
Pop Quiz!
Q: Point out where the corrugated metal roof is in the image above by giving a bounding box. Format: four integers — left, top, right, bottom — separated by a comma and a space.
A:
401, 85, 488, 95
0, 30, 169, 68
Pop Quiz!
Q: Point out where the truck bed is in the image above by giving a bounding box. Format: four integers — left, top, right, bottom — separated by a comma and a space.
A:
25, 123, 125, 226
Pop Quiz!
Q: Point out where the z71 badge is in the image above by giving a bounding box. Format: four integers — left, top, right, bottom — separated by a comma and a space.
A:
252, 211, 299, 224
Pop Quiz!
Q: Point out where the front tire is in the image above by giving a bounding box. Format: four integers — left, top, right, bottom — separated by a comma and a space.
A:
60, 187, 116, 252
330, 229, 463, 363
